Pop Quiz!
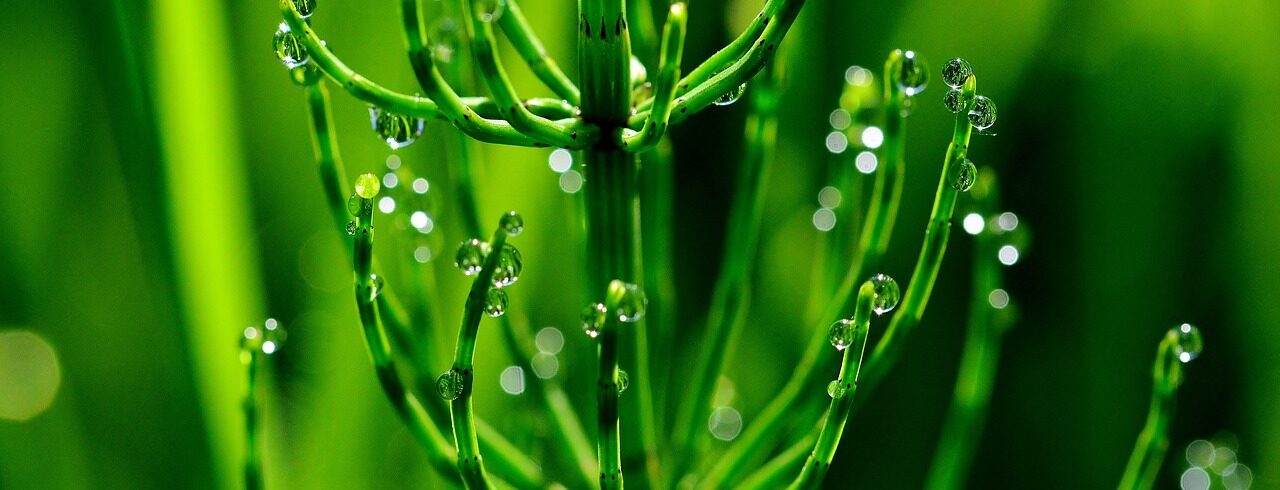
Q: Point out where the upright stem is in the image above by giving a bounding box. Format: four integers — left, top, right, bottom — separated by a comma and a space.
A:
925, 181, 1008, 490
1118, 334, 1182, 490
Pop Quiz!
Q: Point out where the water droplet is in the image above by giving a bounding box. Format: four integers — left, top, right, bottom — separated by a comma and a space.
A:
824, 131, 848, 154
0, 331, 62, 421
354, 173, 381, 199
378, 196, 396, 214
869, 273, 900, 315
615, 369, 630, 394
345, 221, 357, 235
559, 170, 584, 193
988, 289, 1010, 309
273, 23, 308, 69
531, 352, 559, 379
382, 172, 399, 189
614, 282, 648, 322
499, 365, 525, 395
485, 289, 508, 317
1173, 323, 1203, 363
454, 239, 492, 275
1186, 440, 1214, 468
827, 379, 848, 398
827, 319, 855, 350
967, 96, 997, 131
962, 213, 985, 235
429, 18, 461, 63
828, 109, 852, 130
411, 177, 429, 194
944, 88, 975, 114
996, 212, 1019, 232
436, 369, 465, 400
941, 58, 972, 89
413, 245, 433, 263
491, 244, 523, 288
817, 186, 842, 209
812, 208, 836, 232
1181, 468, 1210, 490
714, 83, 747, 106
844, 66, 872, 86
346, 195, 362, 216
897, 51, 928, 96
951, 158, 977, 192
261, 318, 286, 355
499, 211, 524, 236
368, 106, 425, 150
369, 273, 385, 300
476, 0, 507, 22
582, 302, 606, 338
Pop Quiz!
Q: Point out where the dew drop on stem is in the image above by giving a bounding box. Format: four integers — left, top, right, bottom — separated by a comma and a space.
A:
485, 289, 509, 317
714, 83, 747, 106
827, 319, 855, 350
354, 173, 381, 199
491, 244, 523, 288
951, 159, 978, 192
273, 23, 309, 69
499, 211, 524, 236
967, 95, 997, 131
368, 106, 425, 150
616, 369, 630, 394
827, 379, 848, 398
582, 302, 607, 338
614, 283, 648, 322
897, 51, 928, 96
944, 88, 975, 114
454, 239, 492, 275
869, 273, 900, 315
941, 58, 972, 89
1173, 323, 1203, 363
436, 369, 465, 400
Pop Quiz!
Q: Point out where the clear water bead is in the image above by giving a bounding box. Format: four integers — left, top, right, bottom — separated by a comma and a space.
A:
491, 244, 523, 288
499, 211, 524, 236
368, 106, 425, 150
714, 83, 747, 106
827, 379, 849, 398
289, 0, 316, 18
828, 319, 855, 351
616, 370, 630, 394
869, 273, 900, 315
273, 23, 308, 69
1173, 323, 1203, 363
944, 88, 975, 114
436, 369, 465, 400
951, 159, 977, 192
614, 282, 648, 323
354, 173, 381, 199
967, 96, 997, 131
345, 221, 357, 235
941, 58, 972, 89
476, 0, 507, 22
485, 289, 508, 317
454, 239, 492, 275
582, 302, 607, 338
897, 51, 928, 96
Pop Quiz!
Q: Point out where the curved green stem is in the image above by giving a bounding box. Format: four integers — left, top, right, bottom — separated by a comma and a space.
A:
738, 431, 818, 490
241, 344, 262, 490
856, 74, 978, 401
446, 219, 513, 490
349, 198, 464, 486
462, 0, 592, 147
619, 2, 687, 151
786, 281, 875, 490
699, 52, 915, 490
597, 281, 631, 489
497, 0, 581, 105
670, 62, 779, 482
925, 172, 1011, 490
629, 0, 805, 126
1118, 333, 1183, 490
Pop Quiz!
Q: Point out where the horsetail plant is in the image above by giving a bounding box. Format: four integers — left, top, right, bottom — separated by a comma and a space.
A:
239, 319, 284, 490
263, 0, 1207, 487
1118, 324, 1204, 490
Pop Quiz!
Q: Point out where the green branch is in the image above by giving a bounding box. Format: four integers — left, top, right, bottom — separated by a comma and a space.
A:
785, 280, 879, 490
619, 2, 688, 151
497, 0, 582, 105
461, 0, 592, 147
1118, 325, 1200, 490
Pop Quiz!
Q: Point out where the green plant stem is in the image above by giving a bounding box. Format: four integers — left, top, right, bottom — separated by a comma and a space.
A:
925, 174, 1010, 490
446, 223, 514, 490
699, 53, 914, 490
375, 291, 547, 489
497, 0, 582, 105
856, 74, 979, 404
282, 3, 579, 147
349, 200, 465, 486
628, 0, 805, 125
461, 0, 590, 147
1118, 333, 1183, 490
670, 63, 779, 481
619, 2, 687, 151
786, 282, 875, 490
241, 345, 262, 490
302, 80, 542, 489
639, 138, 676, 434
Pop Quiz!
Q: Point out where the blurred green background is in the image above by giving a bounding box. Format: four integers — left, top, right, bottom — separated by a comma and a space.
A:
2, 0, 1278, 488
